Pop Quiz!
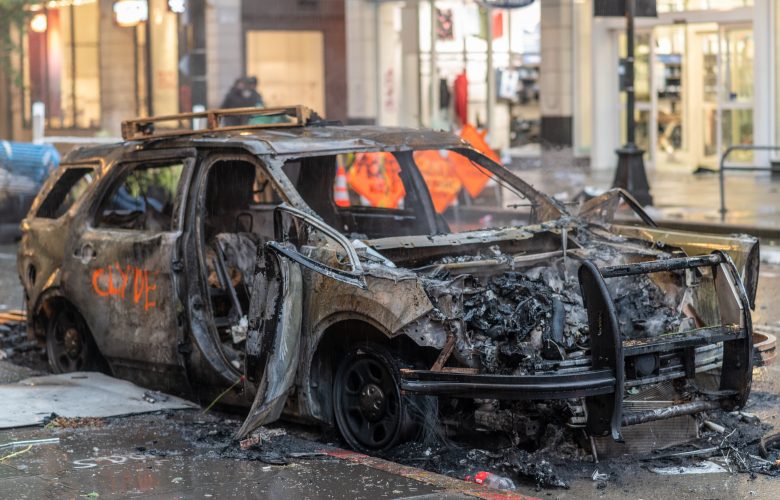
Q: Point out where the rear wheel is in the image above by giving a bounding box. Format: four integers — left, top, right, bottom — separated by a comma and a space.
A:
333, 343, 416, 452
46, 305, 106, 373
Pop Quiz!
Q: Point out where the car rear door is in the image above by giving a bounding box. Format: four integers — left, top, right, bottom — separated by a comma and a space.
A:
237, 204, 365, 438
19, 162, 98, 308
61, 149, 195, 384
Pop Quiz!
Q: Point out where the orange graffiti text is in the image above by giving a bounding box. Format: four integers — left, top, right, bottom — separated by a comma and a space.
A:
92, 263, 158, 310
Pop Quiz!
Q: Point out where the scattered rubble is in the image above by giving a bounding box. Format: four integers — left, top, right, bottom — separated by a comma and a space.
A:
0, 320, 47, 373
45, 416, 105, 429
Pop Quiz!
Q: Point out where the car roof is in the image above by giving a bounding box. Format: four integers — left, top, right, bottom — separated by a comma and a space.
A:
61, 125, 470, 164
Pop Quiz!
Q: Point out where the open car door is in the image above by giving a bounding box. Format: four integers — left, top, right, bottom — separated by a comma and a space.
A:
236, 204, 366, 438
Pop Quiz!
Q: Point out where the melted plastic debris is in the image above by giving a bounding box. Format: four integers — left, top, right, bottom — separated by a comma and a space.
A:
457, 259, 685, 374
462, 273, 556, 373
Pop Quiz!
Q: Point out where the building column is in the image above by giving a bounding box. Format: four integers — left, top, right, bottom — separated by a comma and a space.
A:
753, 0, 772, 166
205, 0, 242, 109
99, 0, 136, 136
345, 0, 377, 124
590, 17, 620, 170
539, 0, 574, 151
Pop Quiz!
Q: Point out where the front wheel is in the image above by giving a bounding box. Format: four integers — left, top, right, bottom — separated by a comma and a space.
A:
333, 343, 416, 452
46, 305, 107, 373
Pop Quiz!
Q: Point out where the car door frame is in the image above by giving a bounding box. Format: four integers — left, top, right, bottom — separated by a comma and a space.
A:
237, 203, 367, 438
60, 147, 196, 386
181, 149, 297, 390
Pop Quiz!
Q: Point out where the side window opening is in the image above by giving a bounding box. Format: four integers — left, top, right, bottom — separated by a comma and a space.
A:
97, 162, 184, 232
36, 167, 94, 219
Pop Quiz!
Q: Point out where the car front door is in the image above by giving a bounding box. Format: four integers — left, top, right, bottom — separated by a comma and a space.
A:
237, 204, 366, 438
61, 149, 195, 389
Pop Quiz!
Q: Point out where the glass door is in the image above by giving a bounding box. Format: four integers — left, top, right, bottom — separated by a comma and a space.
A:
619, 31, 654, 165
690, 26, 720, 168
719, 24, 754, 163
653, 25, 687, 169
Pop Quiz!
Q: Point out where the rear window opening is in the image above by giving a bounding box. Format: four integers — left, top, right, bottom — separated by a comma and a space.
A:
36, 167, 94, 219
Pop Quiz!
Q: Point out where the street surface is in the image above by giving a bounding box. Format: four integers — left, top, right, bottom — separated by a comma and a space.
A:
1, 240, 780, 499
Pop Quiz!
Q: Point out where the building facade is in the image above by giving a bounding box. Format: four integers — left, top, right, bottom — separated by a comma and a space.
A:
0, 0, 347, 139
1, 0, 778, 175
590, 0, 771, 171
347, 0, 778, 172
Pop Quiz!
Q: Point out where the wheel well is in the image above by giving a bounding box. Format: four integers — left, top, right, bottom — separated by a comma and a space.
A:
309, 319, 438, 425
32, 295, 75, 342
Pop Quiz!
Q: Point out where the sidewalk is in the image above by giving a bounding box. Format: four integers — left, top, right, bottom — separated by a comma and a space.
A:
510, 162, 780, 237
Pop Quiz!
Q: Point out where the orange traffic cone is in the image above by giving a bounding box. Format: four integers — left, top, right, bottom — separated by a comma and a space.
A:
334, 163, 350, 207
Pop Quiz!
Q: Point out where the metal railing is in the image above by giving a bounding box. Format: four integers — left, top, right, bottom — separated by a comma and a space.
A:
719, 145, 780, 221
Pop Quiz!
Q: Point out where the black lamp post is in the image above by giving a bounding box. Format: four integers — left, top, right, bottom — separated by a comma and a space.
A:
611, 0, 653, 206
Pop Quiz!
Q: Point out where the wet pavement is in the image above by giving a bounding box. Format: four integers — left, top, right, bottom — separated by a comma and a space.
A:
512, 165, 780, 233
0, 411, 477, 499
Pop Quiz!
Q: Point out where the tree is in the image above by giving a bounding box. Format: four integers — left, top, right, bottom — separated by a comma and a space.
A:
0, 0, 35, 85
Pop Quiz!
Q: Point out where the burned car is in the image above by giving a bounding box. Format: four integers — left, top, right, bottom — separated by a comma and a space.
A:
18, 106, 759, 453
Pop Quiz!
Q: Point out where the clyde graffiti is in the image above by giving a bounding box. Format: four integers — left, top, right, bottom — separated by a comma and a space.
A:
92, 262, 159, 310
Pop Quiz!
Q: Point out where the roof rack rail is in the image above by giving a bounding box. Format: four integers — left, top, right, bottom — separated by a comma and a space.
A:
120, 105, 314, 141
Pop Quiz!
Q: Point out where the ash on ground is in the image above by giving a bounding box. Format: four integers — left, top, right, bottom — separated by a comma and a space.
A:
0, 320, 48, 373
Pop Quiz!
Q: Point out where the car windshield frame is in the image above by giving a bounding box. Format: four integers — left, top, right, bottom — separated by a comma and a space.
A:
275, 145, 568, 238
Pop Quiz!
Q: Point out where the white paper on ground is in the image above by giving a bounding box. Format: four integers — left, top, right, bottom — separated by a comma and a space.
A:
0, 371, 198, 428
651, 460, 728, 475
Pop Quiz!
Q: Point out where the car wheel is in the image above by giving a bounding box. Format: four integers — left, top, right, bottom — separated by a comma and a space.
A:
46, 305, 106, 373
333, 343, 416, 453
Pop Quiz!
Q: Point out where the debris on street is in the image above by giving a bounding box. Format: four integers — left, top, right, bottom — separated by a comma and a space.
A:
44, 416, 105, 429
0, 437, 60, 450
651, 460, 728, 475
0, 311, 47, 373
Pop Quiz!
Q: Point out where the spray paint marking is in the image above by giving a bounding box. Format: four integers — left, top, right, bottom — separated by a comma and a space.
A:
92, 263, 159, 310
72, 452, 159, 469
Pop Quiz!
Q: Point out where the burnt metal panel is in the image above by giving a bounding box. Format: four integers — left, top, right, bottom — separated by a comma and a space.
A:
399, 368, 616, 400
578, 260, 625, 442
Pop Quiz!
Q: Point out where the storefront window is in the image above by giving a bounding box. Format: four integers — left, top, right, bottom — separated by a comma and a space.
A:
722, 109, 753, 152
25, 1, 100, 129
657, 0, 753, 13
721, 27, 753, 103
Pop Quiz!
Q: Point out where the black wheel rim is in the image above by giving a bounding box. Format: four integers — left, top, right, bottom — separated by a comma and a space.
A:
49, 309, 88, 372
336, 355, 401, 450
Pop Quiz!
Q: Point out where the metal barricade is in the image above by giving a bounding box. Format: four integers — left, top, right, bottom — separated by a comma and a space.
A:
719, 145, 780, 221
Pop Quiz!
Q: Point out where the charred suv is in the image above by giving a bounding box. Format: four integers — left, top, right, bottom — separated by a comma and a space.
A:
18, 106, 759, 452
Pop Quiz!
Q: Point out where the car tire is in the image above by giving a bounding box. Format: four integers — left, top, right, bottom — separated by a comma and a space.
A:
46, 305, 108, 374
332, 343, 417, 453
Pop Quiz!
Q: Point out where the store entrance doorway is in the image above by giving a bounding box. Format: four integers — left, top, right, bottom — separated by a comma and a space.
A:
621, 22, 754, 171
245, 31, 326, 116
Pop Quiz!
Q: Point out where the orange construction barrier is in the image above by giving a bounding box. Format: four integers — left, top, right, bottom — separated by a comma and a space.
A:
451, 124, 498, 199
334, 160, 350, 207
346, 152, 406, 208
414, 150, 462, 214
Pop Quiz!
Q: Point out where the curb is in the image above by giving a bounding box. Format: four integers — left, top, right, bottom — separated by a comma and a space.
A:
321, 448, 541, 500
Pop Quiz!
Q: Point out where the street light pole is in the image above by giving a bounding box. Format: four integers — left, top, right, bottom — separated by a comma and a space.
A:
625, 0, 635, 146
612, 0, 653, 206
